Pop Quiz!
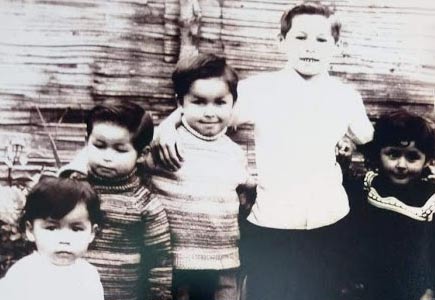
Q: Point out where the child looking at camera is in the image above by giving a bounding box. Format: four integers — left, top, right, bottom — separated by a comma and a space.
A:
0, 177, 104, 300
346, 110, 435, 300
154, 3, 373, 300
59, 100, 172, 300
147, 53, 255, 300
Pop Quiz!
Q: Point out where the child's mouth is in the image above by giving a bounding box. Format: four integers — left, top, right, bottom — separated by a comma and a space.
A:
300, 58, 319, 62
55, 251, 74, 259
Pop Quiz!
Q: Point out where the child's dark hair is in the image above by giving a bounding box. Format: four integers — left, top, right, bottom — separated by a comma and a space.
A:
86, 100, 154, 152
21, 177, 103, 229
172, 53, 239, 104
280, 2, 341, 43
365, 110, 435, 168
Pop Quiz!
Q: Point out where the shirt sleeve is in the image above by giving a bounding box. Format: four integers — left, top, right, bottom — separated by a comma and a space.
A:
231, 77, 258, 126
141, 194, 173, 300
346, 89, 374, 145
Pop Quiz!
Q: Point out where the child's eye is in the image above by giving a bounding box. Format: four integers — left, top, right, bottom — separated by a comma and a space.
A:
317, 37, 328, 43
406, 152, 423, 162
295, 36, 306, 40
72, 226, 85, 232
115, 146, 129, 153
44, 225, 58, 231
385, 150, 401, 159
93, 142, 105, 149
191, 98, 206, 105
215, 99, 227, 105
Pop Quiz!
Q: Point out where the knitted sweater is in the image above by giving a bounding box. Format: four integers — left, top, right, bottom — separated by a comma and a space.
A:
149, 125, 249, 270
345, 172, 435, 300
60, 165, 172, 300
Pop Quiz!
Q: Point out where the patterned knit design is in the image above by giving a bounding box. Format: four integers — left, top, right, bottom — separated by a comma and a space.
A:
85, 170, 172, 300
150, 126, 248, 270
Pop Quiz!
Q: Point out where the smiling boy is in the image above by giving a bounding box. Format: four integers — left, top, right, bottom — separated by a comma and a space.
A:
154, 3, 374, 300
149, 53, 255, 300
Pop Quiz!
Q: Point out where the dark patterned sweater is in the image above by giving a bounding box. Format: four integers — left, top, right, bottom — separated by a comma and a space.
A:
61, 166, 172, 300
345, 172, 435, 300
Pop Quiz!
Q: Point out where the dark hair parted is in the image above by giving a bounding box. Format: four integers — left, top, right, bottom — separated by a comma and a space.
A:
365, 110, 435, 168
280, 2, 341, 43
86, 100, 154, 152
172, 53, 239, 104
21, 177, 103, 228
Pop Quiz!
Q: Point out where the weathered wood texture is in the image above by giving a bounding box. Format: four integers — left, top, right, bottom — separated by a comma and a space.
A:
0, 0, 434, 179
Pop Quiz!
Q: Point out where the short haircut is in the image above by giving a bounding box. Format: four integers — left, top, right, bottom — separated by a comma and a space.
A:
280, 2, 341, 43
86, 100, 154, 152
21, 176, 103, 228
172, 53, 239, 104
365, 110, 435, 168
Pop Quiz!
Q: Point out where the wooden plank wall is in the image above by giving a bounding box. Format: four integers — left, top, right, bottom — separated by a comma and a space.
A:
0, 0, 434, 181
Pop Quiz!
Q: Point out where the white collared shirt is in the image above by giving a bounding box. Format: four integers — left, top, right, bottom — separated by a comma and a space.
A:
234, 69, 374, 229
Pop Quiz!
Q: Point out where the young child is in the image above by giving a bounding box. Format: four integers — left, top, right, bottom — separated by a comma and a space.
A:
0, 176, 104, 300
146, 53, 255, 300
59, 100, 172, 300
154, 3, 373, 300
345, 110, 435, 300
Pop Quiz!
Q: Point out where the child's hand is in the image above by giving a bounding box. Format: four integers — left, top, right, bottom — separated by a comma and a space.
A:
335, 136, 356, 159
420, 289, 434, 300
237, 182, 257, 219
335, 136, 356, 171
152, 125, 183, 171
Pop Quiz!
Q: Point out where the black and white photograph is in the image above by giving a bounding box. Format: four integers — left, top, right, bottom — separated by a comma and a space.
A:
0, 1, 434, 300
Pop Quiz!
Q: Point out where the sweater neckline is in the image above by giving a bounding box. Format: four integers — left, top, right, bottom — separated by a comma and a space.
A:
181, 116, 227, 141
88, 168, 140, 191
364, 171, 435, 222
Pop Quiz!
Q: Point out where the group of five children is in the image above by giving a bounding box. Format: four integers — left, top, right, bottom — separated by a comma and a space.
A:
0, 2, 434, 300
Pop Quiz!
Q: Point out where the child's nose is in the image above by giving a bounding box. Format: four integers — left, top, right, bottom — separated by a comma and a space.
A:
102, 149, 113, 161
203, 105, 215, 117
396, 157, 407, 169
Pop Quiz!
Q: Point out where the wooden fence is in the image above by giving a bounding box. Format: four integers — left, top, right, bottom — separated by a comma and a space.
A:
0, 0, 434, 181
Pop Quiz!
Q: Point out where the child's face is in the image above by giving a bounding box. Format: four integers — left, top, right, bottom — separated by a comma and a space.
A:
87, 122, 139, 178
182, 77, 234, 137
26, 202, 96, 266
379, 141, 428, 186
281, 14, 336, 79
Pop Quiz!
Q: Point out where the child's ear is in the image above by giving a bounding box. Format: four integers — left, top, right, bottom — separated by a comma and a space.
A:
136, 146, 151, 164
25, 221, 36, 242
277, 33, 286, 52
89, 224, 98, 243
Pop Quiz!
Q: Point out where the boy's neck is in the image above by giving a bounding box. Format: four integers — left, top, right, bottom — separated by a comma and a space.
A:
88, 167, 137, 185
284, 64, 329, 82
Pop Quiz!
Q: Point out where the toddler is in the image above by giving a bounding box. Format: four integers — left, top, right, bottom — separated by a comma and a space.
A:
346, 110, 435, 300
0, 176, 104, 300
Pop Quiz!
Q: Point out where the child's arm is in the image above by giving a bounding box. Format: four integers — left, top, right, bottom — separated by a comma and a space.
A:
152, 107, 184, 171
346, 90, 374, 145
141, 195, 173, 300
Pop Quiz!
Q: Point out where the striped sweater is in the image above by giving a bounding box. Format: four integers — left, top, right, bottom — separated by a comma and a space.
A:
149, 125, 249, 270
60, 166, 172, 300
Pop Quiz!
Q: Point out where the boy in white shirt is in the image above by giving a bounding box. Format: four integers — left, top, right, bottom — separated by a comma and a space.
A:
154, 2, 373, 300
